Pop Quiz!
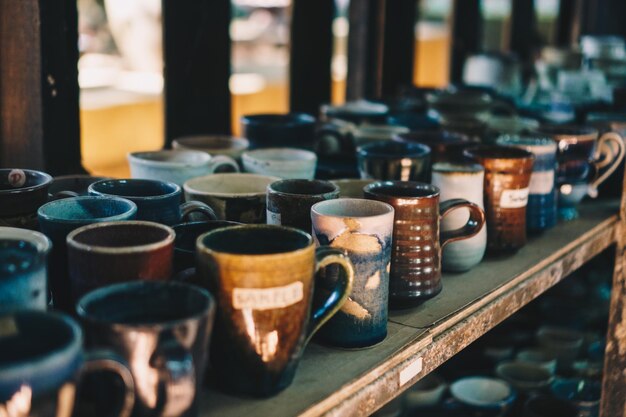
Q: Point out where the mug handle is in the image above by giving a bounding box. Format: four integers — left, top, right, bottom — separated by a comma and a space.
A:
149, 338, 196, 416
439, 199, 485, 249
589, 131, 626, 197
79, 350, 135, 417
180, 201, 218, 221
306, 246, 355, 343
206, 155, 240, 174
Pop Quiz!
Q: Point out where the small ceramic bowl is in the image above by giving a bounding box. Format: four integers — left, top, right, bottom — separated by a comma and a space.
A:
495, 361, 555, 393
405, 373, 447, 409
450, 376, 516, 417
516, 349, 558, 375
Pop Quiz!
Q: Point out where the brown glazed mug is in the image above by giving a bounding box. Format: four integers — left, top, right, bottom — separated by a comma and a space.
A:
464, 145, 535, 253
66, 221, 174, 303
196, 225, 354, 397
364, 182, 485, 307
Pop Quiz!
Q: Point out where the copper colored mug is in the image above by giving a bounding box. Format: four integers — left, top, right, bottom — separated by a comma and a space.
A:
364, 181, 485, 307
464, 145, 535, 253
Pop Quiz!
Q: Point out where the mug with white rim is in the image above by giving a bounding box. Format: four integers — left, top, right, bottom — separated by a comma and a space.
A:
172, 134, 250, 160
184, 173, 280, 223
242, 148, 317, 179
128, 149, 239, 186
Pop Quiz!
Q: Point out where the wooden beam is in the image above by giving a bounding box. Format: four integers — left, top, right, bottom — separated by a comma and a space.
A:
450, 0, 483, 85
381, 0, 417, 98
162, 0, 232, 148
555, 0, 581, 47
289, 0, 334, 115
509, 0, 537, 65
0, 0, 83, 175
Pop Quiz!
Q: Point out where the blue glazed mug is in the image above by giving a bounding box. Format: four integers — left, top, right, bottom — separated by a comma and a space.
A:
0, 169, 53, 230
38, 196, 138, 312
0, 310, 134, 417
497, 135, 558, 232
311, 198, 394, 348
357, 141, 431, 182
88, 179, 216, 225
0, 227, 51, 312
241, 113, 317, 150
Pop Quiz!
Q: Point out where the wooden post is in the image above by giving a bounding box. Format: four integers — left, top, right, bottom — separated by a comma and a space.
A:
346, 0, 385, 100
509, 0, 537, 65
380, 0, 417, 98
450, 0, 483, 85
162, 0, 232, 147
289, 0, 334, 115
555, 0, 581, 47
0, 0, 83, 175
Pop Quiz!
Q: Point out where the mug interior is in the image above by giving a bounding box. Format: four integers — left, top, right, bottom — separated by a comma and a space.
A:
91, 179, 179, 198
465, 145, 534, 160
200, 225, 312, 255
39, 197, 136, 221
365, 181, 438, 198
70, 222, 172, 248
246, 148, 316, 162
77, 282, 212, 326
312, 198, 394, 218
185, 174, 277, 196
270, 179, 337, 196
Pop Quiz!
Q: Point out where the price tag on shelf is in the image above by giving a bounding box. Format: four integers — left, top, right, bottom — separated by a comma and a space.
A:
399, 357, 423, 386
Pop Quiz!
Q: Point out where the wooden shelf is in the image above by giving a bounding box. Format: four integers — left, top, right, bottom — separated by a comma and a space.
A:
199, 200, 620, 417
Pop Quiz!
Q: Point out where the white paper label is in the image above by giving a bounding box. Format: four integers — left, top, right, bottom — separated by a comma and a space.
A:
233, 282, 304, 310
399, 357, 423, 386
500, 188, 529, 208
267, 210, 281, 225
528, 171, 555, 195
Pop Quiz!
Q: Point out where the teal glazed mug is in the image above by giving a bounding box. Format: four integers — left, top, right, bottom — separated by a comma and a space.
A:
196, 225, 354, 397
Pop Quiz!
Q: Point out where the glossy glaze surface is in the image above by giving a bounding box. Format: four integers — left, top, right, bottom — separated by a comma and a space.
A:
357, 142, 431, 182
241, 113, 317, 150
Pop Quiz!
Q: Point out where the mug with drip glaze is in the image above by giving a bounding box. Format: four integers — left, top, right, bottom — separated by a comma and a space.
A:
364, 182, 485, 307
311, 198, 394, 347
465, 145, 535, 253
534, 125, 625, 220
196, 225, 354, 396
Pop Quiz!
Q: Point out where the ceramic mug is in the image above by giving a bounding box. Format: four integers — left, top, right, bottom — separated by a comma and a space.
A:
172, 134, 250, 160
551, 379, 601, 417
172, 220, 240, 273
66, 221, 175, 303
330, 179, 376, 198
431, 163, 488, 272
316, 122, 409, 156
311, 198, 394, 348
0, 227, 51, 312
392, 130, 474, 163
89, 179, 216, 225
516, 349, 558, 375
48, 175, 111, 200
183, 173, 279, 223
0, 168, 52, 229
357, 141, 431, 181
450, 377, 516, 417
0, 310, 135, 417
364, 182, 485, 306
196, 225, 354, 396
320, 100, 389, 124
266, 179, 339, 232
496, 135, 558, 232
534, 125, 625, 220
128, 150, 239, 186
242, 148, 318, 179
38, 196, 138, 312
241, 113, 317, 150
495, 361, 554, 394
465, 145, 535, 253
77, 281, 215, 417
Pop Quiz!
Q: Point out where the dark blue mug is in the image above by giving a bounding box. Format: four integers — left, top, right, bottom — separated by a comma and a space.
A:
172, 220, 240, 273
88, 179, 216, 225
241, 113, 317, 150
38, 196, 137, 312
0, 169, 53, 230
0, 310, 134, 417
357, 141, 431, 182
496, 135, 558, 232
0, 227, 51, 312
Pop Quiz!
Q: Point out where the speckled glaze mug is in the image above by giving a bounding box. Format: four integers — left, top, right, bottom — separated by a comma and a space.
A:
465, 145, 535, 253
196, 225, 354, 397
364, 182, 484, 306
431, 163, 487, 272
266, 179, 339, 232
311, 198, 394, 347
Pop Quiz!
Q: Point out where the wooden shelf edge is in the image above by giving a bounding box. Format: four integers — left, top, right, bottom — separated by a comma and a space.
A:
302, 214, 619, 417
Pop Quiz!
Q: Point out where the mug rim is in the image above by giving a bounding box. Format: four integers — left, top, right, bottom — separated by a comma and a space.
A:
242, 147, 317, 163
89, 178, 181, 200
311, 197, 395, 219
66, 220, 175, 254
464, 145, 535, 160
184, 173, 280, 198
0, 227, 52, 254
364, 181, 440, 199
127, 150, 212, 168
172, 134, 250, 150
533, 124, 599, 141
496, 134, 558, 151
38, 196, 138, 224
0, 169, 53, 195
173, 220, 241, 254
76, 281, 215, 330
241, 112, 316, 126
267, 179, 339, 197
357, 141, 431, 158
196, 224, 313, 258
432, 162, 484, 174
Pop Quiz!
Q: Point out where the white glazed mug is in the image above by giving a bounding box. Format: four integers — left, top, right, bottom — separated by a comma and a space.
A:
242, 148, 317, 179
